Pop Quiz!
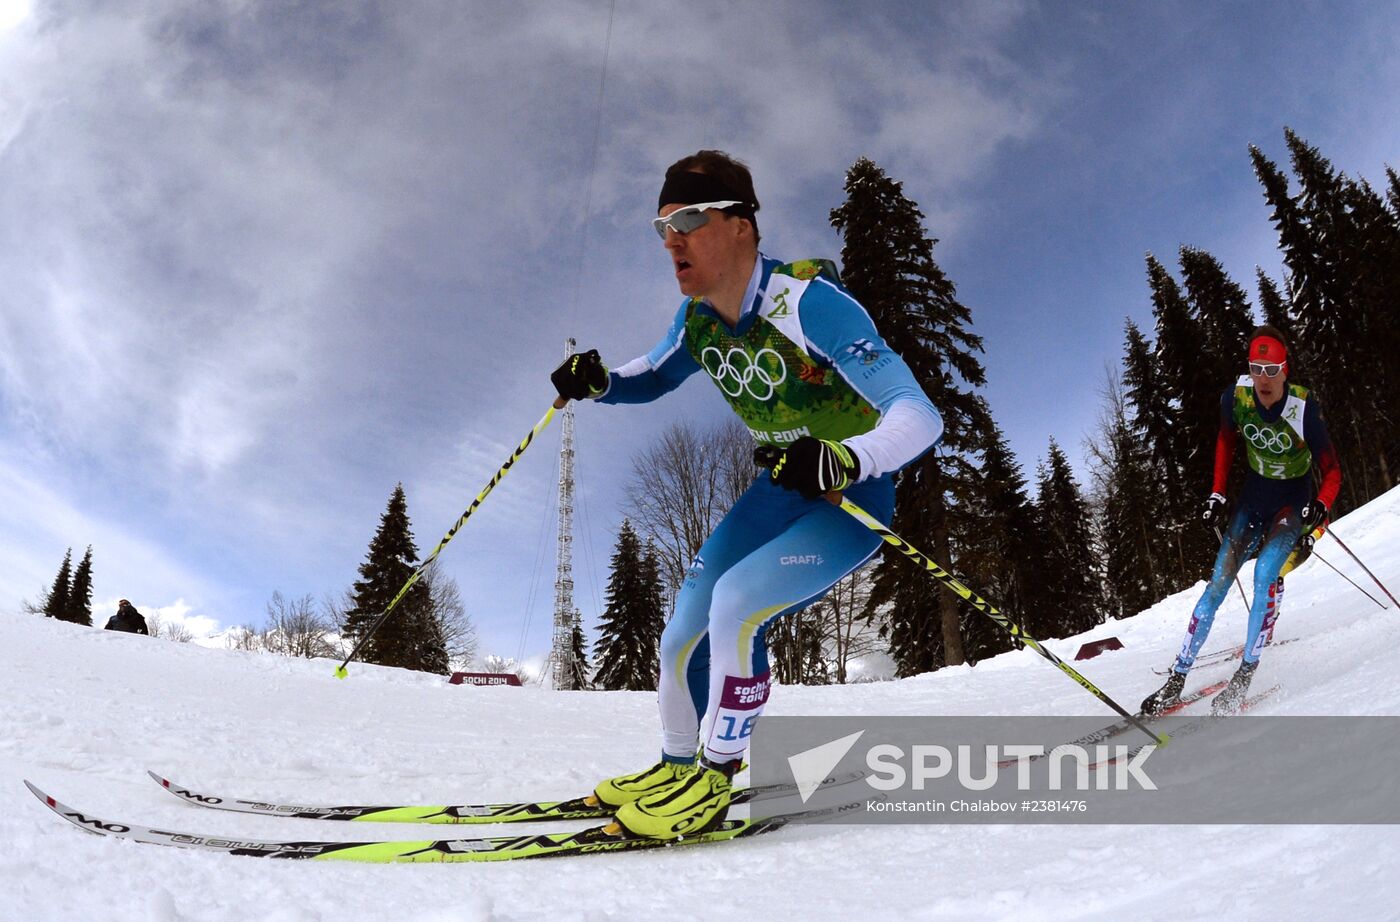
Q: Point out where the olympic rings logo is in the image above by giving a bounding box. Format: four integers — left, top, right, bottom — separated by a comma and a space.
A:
1243, 423, 1293, 454
701, 346, 787, 400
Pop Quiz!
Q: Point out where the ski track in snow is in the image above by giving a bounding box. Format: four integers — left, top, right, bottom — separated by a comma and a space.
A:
3, 487, 1399, 921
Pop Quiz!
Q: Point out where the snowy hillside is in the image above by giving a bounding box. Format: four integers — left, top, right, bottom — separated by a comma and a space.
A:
4, 487, 1399, 921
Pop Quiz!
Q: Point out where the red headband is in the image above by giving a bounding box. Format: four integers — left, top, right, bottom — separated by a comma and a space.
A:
1249, 336, 1286, 364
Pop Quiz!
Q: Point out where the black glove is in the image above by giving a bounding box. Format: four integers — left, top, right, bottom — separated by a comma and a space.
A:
551, 350, 608, 401
1295, 530, 1318, 556
1299, 499, 1329, 535
1203, 492, 1227, 528
760, 437, 860, 500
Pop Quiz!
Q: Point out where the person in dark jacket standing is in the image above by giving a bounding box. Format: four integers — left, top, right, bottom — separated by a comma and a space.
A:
104, 599, 150, 635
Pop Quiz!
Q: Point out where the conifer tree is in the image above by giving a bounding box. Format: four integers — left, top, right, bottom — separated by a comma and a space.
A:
1033, 441, 1101, 638
1344, 175, 1400, 492
1119, 320, 1195, 595
1091, 371, 1173, 616
1255, 271, 1297, 361
407, 602, 451, 676
1144, 255, 1217, 574
341, 485, 446, 673
1121, 320, 1178, 482
593, 520, 664, 691
830, 156, 991, 675
1250, 142, 1320, 305
568, 621, 591, 690
1178, 248, 1260, 534
1283, 133, 1372, 501
640, 540, 668, 644
1145, 253, 1200, 415
67, 546, 95, 626
42, 549, 73, 621
950, 422, 1037, 662
1179, 247, 1255, 389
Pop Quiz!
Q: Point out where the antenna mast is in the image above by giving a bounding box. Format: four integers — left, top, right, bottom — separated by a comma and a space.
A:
551, 338, 583, 689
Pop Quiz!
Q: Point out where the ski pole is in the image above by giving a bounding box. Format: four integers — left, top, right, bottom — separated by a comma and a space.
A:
335, 399, 565, 678
1325, 528, 1399, 608
1310, 547, 1387, 610
750, 448, 1164, 745
1213, 524, 1252, 613
836, 496, 1165, 745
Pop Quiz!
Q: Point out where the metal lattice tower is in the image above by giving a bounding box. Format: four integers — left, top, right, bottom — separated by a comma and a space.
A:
551, 339, 582, 689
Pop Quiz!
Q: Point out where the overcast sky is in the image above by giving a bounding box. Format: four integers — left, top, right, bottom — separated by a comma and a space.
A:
2, 0, 1397, 659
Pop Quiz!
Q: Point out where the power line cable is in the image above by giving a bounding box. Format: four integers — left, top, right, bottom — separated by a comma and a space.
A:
566, 0, 617, 331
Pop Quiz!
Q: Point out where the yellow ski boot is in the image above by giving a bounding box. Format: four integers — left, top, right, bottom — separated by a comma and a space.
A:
614, 756, 740, 839
592, 758, 697, 809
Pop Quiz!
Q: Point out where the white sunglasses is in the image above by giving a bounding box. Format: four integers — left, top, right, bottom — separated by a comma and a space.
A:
1248, 361, 1285, 378
652, 201, 745, 239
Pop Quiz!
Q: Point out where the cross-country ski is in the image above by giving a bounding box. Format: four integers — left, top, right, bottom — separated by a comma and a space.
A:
144, 769, 863, 824
25, 781, 865, 863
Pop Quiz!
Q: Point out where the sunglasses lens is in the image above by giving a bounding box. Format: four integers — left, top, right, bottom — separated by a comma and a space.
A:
652, 207, 709, 239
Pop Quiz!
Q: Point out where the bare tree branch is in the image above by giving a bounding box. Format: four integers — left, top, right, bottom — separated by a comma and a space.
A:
422, 564, 479, 670
263, 591, 339, 659
624, 418, 754, 596
481, 654, 519, 674
811, 564, 881, 684
226, 625, 262, 653
164, 622, 195, 643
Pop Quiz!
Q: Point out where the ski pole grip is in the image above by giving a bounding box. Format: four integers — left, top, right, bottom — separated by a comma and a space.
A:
753, 446, 782, 469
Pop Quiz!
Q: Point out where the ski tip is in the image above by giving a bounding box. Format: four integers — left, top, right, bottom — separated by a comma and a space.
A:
22, 779, 55, 808
145, 770, 171, 788
334, 666, 349, 680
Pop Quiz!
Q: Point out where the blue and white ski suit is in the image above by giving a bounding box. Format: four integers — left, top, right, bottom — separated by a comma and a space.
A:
596, 254, 941, 763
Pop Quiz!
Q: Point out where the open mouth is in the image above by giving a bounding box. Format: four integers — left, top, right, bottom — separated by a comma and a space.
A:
675, 259, 692, 276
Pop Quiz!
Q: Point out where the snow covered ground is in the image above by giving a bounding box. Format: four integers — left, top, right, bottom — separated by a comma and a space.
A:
4, 487, 1399, 922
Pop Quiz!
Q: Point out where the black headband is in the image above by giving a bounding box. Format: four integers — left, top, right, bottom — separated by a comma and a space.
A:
658, 171, 755, 215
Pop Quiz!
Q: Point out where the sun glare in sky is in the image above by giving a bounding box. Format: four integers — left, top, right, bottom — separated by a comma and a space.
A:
0, 0, 31, 31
